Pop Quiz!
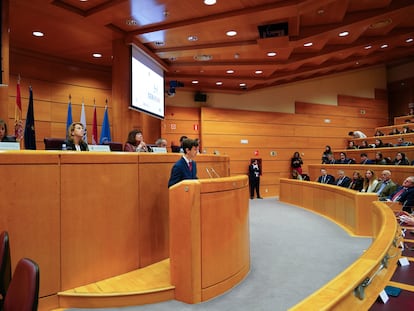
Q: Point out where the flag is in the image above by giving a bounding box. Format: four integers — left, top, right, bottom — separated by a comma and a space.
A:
80, 101, 87, 143
24, 86, 36, 150
66, 96, 73, 139
99, 104, 111, 144
91, 103, 98, 145
14, 76, 23, 141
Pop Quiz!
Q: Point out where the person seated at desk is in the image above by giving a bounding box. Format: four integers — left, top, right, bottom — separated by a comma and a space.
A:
0, 119, 16, 142
65, 122, 88, 151
317, 168, 335, 185
349, 171, 364, 192
373, 170, 398, 200
374, 130, 385, 136
335, 170, 351, 188
168, 138, 199, 188
360, 152, 374, 164
389, 128, 400, 135
361, 170, 378, 193
382, 176, 414, 213
155, 138, 168, 148
393, 152, 410, 166
335, 152, 354, 164
374, 151, 388, 165
401, 125, 414, 134
124, 129, 150, 152
395, 137, 411, 147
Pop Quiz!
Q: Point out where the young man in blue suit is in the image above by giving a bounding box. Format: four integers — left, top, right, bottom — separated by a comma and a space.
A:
168, 138, 199, 187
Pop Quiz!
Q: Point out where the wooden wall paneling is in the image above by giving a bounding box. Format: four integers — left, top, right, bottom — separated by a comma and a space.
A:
0, 152, 60, 298
60, 153, 140, 290
163, 106, 201, 147
394, 115, 414, 124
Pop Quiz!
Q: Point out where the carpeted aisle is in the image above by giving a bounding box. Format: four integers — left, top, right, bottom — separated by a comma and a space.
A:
68, 198, 371, 311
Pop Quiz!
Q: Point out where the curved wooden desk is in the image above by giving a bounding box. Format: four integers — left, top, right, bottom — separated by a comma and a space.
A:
279, 179, 401, 310
169, 175, 250, 303
0, 151, 230, 310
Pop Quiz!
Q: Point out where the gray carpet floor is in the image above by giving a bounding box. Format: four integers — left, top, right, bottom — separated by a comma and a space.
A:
68, 198, 371, 311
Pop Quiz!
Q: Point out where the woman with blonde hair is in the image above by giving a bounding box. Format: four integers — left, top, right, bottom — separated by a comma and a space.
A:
361, 170, 378, 193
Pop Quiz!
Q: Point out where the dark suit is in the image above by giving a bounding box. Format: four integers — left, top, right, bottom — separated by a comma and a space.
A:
249, 163, 262, 198
65, 140, 89, 151
168, 157, 198, 188
317, 174, 335, 185
387, 186, 414, 212
335, 176, 351, 188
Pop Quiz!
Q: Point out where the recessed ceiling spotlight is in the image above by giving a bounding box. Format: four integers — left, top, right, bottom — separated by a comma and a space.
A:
226, 30, 237, 37
267, 52, 277, 57
239, 83, 247, 89
364, 45, 372, 49
204, 0, 217, 5
226, 70, 234, 74
216, 81, 223, 85
303, 42, 313, 47
126, 19, 138, 26
92, 53, 102, 58
192, 80, 199, 84
32, 31, 44, 37
406, 38, 414, 43
380, 44, 388, 49
234, 53, 240, 59
188, 35, 198, 41
339, 31, 349, 37
255, 70, 263, 74
317, 9, 325, 15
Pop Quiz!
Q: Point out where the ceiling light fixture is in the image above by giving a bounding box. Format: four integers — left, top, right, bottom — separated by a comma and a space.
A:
339, 31, 349, 37
267, 52, 277, 57
192, 80, 199, 84
216, 81, 223, 85
255, 70, 263, 74
92, 53, 102, 58
204, 0, 217, 5
303, 42, 313, 47
364, 45, 372, 49
380, 44, 388, 49
188, 35, 198, 41
406, 38, 413, 43
32, 31, 44, 37
226, 30, 237, 37
226, 70, 234, 74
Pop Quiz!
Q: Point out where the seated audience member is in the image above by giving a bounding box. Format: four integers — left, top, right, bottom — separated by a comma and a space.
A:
65, 122, 89, 151
349, 130, 367, 138
374, 129, 385, 136
360, 152, 374, 164
361, 170, 379, 193
373, 170, 398, 200
317, 168, 335, 185
335, 170, 351, 188
0, 119, 16, 142
178, 135, 188, 153
373, 138, 384, 148
321, 145, 332, 164
349, 171, 364, 192
359, 140, 371, 149
383, 176, 414, 213
401, 125, 414, 134
155, 138, 168, 148
124, 129, 149, 152
347, 140, 358, 149
374, 151, 387, 165
335, 152, 354, 164
395, 137, 410, 147
393, 152, 410, 166
322, 152, 336, 164
389, 127, 400, 135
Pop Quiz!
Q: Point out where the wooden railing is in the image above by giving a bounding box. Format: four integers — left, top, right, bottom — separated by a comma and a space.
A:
279, 179, 401, 310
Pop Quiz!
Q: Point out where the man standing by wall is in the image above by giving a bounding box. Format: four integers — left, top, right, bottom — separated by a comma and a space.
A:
249, 159, 262, 199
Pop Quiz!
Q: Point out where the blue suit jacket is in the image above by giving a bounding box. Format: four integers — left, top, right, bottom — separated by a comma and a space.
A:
388, 186, 414, 212
168, 157, 198, 188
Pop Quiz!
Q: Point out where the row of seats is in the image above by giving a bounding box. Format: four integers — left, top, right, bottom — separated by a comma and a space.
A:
0, 231, 39, 311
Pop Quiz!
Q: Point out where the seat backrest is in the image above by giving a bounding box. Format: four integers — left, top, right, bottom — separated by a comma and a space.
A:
3, 258, 39, 311
103, 141, 123, 151
43, 137, 66, 150
0, 231, 11, 300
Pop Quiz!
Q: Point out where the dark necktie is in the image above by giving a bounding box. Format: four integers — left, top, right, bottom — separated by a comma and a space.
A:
189, 161, 193, 171
391, 188, 406, 201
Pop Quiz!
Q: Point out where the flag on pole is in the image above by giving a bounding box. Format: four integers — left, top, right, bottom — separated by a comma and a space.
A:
14, 75, 24, 141
99, 101, 111, 144
24, 86, 36, 150
80, 101, 87, 143
66, 95, 73, 139
91, 100, 98, 145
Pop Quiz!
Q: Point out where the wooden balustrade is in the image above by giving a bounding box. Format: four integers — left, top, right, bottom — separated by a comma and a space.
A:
279, 179, 401, 310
